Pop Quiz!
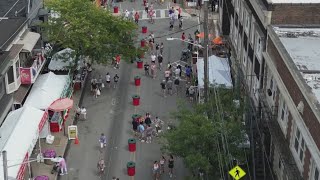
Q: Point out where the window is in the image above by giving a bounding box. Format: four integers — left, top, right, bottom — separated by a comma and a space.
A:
7, 66, 14, 84
293, 128, 305, 163
280, 100, 288, 121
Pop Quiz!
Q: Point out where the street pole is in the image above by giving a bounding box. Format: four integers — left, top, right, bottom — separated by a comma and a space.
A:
2, 151, 8, 180
203, 0, 209, 103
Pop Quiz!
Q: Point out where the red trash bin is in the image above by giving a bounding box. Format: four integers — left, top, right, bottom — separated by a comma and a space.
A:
136, 60, 143, 69
127, 162, 136, 176
113, 6, 119, 13
128, 138, 136, 152
140, 39, 145, 47
142, 26, 147, 33
132, 95, 140, 106
134, 76, 141, 86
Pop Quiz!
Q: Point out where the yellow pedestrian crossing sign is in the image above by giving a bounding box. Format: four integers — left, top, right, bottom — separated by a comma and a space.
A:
229, 165, 246, 180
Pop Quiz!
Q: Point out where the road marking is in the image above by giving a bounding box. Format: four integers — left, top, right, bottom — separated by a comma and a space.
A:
141, 10, 148, 20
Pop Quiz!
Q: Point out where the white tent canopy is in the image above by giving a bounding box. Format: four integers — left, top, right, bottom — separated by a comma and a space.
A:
197, 55, 233, 89
48, 48, 75, 71
0, 106, 46, 179
24, 72, 69, 110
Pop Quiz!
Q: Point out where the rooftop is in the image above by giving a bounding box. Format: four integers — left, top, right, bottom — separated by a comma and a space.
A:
0, 17, 26, 50
268, 0, 320, 3
274, 27, 320, 105
0, 0, 26, 17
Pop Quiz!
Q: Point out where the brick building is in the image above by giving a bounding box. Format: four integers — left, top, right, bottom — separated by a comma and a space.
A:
218, 0, 320, 179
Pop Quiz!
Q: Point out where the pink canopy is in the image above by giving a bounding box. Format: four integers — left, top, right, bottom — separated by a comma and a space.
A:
48, 98, 74, 112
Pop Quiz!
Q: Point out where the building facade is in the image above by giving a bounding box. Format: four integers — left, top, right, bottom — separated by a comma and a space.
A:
0, 0, 48, 125
218, 0, 320, 179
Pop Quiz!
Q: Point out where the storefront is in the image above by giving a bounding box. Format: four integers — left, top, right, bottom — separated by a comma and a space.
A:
0, 106, 48, 180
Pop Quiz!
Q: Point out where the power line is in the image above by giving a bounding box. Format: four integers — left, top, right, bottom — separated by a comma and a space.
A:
0, 0, 22, 22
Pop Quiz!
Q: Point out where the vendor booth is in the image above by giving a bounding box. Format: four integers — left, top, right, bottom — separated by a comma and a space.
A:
48, 48, 76, 72
197, 55, 233, 103
0, 106, 48, 180
24, 72, 71, 133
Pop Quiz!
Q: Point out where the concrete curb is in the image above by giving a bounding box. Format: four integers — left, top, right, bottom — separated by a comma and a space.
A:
55, 72, 90, 180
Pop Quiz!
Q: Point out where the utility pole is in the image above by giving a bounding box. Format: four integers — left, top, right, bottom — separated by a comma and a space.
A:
203, 0, 209, 103
2, 151, 8, 180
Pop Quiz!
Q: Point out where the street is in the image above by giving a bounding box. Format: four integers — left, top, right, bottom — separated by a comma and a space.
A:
60, 1, 199, 180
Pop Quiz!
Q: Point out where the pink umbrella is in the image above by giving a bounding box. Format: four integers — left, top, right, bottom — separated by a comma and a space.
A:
49, 98, 74, 112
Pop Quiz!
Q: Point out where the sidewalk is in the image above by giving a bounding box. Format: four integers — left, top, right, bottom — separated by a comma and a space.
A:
30, 74, 88, 179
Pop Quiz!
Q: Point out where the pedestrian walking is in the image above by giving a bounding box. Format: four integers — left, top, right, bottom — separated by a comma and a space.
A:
138, 122, 145, 142
157, 54, 163, 70
174, 67, 181, 78
144, 62, 150, 76
179, 16, 183, 29
124, 9, 130, 20
58, 157, 68, 175
160, 156, 166, 174
174, 77, 180, 94
151, 62, 157, 79
177, 64, 182, 77
149, 9, 155, 24
97, 75, 103, 91
145, 124, 153, 143
81, 106, 87, 119
115, 54, 121, 69
91, 79, 98, 98
160, 42, 164, 55
106, 72, 111, 88
145, 2, 149, 13
134, 11, 140, 24
189, 86, 195, 101
153, 116, 163, 134
169, 18, 174, 30
132, 118, 138, 136
168, 155, 174, 178
161, 80, 166, 97
186, 66, 192, 81
113, 74, 119, 88
151, 53, 156, 63
145, 114, 152, 126
167, 78, 173, 95
153, 161, 160, 180
181, 32, 186, 41
164, 69, 171, 81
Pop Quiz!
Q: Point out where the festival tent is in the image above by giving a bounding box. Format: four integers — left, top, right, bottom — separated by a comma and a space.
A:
48, 48, 75, 71
24, 72, 69, 110
0, 106, 47, 179
197, 55, 233, 89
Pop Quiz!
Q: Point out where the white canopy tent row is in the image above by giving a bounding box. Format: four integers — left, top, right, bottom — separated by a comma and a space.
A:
24, 72, 70, 134
0, 106, 48, 180
196, 55, 233, 103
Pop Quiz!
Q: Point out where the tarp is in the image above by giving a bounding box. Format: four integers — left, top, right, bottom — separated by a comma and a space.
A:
48, 48, 75, 71
24, 72, 69, 110
0, 106, 47, 179
197, 55, 233, 88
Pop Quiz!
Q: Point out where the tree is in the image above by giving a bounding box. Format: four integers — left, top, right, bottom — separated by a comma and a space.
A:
161, 88, 247, 178
43, 0, 140, 64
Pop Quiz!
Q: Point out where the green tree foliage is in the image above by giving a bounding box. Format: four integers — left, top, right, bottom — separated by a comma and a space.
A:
162, 88, 247, 178
43, 0, 140, 64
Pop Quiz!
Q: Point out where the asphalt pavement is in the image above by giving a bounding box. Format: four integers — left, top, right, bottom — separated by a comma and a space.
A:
60, 1, 199, 180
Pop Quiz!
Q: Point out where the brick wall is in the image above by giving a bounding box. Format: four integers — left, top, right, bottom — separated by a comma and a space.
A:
271, 4, 320, 25
267, 37, 320, 152
303, 148, 311, 179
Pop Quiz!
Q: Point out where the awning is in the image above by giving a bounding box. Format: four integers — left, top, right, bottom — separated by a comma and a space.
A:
0, 106, 47, 179
24, 72, 69, 110
17, 31, 40, 52
13, 84, 31, 104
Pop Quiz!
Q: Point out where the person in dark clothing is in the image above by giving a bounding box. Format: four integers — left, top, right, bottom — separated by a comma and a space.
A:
144, 62, 150, 76
132, 119, 138, 136
145, 116, 152, 125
